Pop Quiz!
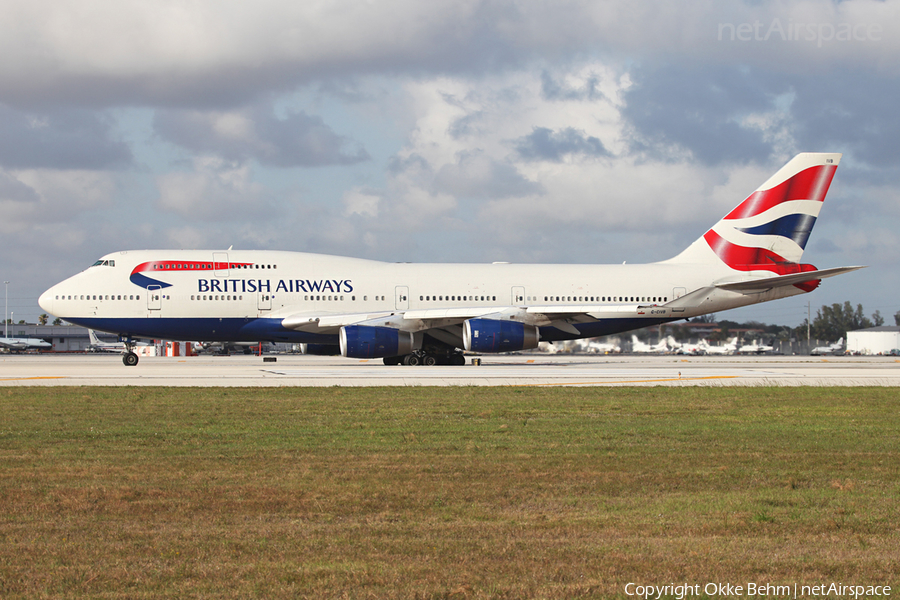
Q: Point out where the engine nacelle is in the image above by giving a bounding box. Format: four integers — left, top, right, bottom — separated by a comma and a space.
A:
340, 325, 414, 358
299, 343, 341, 356
463, 319, 540, 353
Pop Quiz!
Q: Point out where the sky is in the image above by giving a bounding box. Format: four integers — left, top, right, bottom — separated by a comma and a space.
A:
2, 0, 899, 327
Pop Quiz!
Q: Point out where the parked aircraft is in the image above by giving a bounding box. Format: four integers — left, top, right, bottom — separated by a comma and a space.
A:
700, 337, 739, 355
88, 329, 126, 352
0, 337, 51, 351
631, 335, 671, 354
585, 339, 622, 354
811, 337, 844, 355
738, 340, 775, 354
38, 153, 863, 366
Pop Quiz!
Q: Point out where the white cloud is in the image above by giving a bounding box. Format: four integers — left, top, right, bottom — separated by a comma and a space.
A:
0, 168, 116, 234
156, 156, 272, 221
3, 1, 898, 107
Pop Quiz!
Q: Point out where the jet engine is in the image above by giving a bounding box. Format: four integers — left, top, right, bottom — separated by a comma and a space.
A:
463, 318, 539, 353
340, 325, 414, 358
299, 343, 342, 356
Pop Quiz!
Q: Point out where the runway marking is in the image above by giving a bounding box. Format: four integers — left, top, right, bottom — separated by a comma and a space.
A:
520, 375, 740, 387
0, 377, 67, 381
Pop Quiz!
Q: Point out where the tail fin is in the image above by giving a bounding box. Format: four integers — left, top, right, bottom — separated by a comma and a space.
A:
88, 329, 100, 345
667, 153, 841, 273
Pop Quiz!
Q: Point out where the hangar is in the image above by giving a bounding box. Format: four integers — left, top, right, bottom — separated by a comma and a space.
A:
847, 326, 900, 355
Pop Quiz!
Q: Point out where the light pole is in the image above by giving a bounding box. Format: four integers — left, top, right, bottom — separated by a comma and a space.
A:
3, 281, 8, 339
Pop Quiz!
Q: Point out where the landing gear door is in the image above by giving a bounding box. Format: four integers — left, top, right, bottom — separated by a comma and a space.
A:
148, 285, 162, 311
395, 286, 409, 310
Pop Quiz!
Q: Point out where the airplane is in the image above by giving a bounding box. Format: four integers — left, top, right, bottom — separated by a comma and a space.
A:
38, 152, 864, 367
677, 340, 704, 355
584, 339, 621, 354
0, 336, 52, 352
700, 336, 739, 355
811, 337, 844, 356
88, 329, 127, 352
738, 340, 775, 354
631, 335, 671, 354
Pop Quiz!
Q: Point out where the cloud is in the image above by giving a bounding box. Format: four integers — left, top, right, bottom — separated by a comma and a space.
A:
156, 157, 275, 221
154, 105, 369, 167
1, 0, 898, 111
620, 63, 778, 165
0, 105, 131, 169
0, 168, 116, 234
514, 127, 612, 162
434, 151, 544, 198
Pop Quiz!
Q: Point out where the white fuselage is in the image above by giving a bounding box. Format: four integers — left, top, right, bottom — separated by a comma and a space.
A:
38, 249, 806, 347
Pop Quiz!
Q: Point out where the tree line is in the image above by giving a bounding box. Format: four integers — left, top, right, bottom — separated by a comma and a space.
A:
645, 302, 891, 345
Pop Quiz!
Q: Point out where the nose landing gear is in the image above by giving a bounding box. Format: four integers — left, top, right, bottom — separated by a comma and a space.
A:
123, 338, 139, 366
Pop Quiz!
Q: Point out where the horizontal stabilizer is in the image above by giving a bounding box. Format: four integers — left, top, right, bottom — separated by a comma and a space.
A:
714, 265, 865, 293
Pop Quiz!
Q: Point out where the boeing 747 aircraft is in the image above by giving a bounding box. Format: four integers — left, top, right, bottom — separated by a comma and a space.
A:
39, 153, 863, 366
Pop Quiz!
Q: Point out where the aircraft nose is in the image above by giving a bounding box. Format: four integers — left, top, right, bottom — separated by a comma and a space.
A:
38, 288, 54, 315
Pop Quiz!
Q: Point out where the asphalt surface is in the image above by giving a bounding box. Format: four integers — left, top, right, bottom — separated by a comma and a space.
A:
2, 353, 899, 386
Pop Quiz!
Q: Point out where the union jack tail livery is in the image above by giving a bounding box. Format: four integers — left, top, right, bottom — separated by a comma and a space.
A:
670, 153, 840, 278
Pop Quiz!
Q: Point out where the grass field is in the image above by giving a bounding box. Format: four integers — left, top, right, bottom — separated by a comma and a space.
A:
1, 386, 898, 599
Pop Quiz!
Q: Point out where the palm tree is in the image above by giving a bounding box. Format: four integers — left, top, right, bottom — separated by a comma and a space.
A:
39, 314, 48, 326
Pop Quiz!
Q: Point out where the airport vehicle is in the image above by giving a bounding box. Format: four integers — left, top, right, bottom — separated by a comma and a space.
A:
811, 337, 844, 355
38, 153, 863, 366
0, 336, 51, 352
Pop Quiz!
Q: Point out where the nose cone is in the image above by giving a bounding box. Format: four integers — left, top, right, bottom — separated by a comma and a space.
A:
38, 287, 54, 315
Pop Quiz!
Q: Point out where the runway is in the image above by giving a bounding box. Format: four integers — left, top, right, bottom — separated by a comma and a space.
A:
2, 353, 899, 386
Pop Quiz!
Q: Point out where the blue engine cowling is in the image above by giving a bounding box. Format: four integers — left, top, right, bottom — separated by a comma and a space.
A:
340, 325, 414, 358
463, 319, 540, 353
299, 343, 342, 356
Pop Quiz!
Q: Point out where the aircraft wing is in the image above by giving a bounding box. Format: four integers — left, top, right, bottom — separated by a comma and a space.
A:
282, 303, 645, 338
714, 266, 865, 293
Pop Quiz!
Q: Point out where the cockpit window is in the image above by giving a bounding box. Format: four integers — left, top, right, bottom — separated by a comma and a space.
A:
90, 259, 116, 267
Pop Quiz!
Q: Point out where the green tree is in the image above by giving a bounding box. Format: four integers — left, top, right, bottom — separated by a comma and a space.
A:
38, 314, 48, 326
811, 302, 872, 342
872, 310, 885, 327
52, 318, 62, 326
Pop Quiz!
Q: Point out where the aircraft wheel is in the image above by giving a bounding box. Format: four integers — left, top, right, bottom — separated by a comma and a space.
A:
452, 354, 466, 366
404, 354, 420, 366
123, 352, 139, 367
423, 354, 437, 366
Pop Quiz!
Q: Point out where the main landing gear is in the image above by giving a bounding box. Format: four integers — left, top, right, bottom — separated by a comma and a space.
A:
383, 350, 467, 366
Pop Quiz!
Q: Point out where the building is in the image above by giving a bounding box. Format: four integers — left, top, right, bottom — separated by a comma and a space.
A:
847, 326, 900, 355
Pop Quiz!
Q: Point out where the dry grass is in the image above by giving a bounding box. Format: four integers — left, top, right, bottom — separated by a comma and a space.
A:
0, 386, 898, 598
